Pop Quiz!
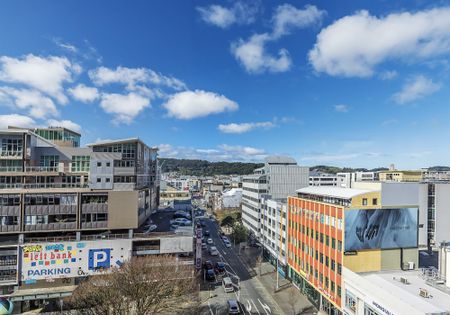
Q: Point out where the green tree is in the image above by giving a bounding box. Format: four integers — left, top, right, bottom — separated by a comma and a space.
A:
221, 216, 235, 228
231, 222, 248, 244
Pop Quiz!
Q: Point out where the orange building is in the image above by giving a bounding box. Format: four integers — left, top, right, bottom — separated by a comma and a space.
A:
287, 186, 419, 315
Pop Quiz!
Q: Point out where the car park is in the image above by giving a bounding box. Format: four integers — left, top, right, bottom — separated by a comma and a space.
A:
170, 218, 191, 225
209, 246, 219, 256
227, 300, 240, 314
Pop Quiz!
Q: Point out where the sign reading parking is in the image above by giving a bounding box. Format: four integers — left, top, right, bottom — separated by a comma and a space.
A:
88, 249, 111, 270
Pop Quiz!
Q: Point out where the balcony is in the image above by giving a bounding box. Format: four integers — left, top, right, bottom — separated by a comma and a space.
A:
0, 183, 89, 190
0, 151, 22, 159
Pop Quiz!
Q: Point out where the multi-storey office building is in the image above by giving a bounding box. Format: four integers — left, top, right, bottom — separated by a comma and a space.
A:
241, 156, 308, 238
309, 172, 338, 187
287, 186, 420, 314
336, 172, 378, 188
0, 127, 193, 312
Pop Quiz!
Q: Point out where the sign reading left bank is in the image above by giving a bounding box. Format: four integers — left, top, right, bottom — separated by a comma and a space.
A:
21, 239, 132, 281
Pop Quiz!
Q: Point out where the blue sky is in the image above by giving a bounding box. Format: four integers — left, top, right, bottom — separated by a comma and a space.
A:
1, 0, 450, 169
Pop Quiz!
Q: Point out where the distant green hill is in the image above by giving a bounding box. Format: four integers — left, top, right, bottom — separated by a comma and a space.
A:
310, 165, 389, 174
159, 158, 264, 176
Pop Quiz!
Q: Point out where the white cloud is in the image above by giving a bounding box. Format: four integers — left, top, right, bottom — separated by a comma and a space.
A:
68, 84, 99, 103
0, 114, 36, 129
46, 119, 81, 133
218, 121, 275, 134
231, 34, 292, 73
0, 87, 58, 118
197, 1, 260, 28
88, 66, 186, 90
309, 7, 450, 77
272, 4, 326, 38
231, 4, 324, 73
334, 104, 349, 112
158, 143, 266, 162
393, 75, 441, 104
379, 70, 398, 80
162, 90, 238, 120
100, 92, 150, 124
0, 54, 80, 104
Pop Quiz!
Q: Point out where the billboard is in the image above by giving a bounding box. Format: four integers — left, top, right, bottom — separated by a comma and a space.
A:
344, 208, 417, 251
21, 239, 132, 282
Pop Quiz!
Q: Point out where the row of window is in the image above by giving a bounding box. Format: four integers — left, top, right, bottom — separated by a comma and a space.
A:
289, 208, 343, 230
290, 230, 343, 252
81, 213, 107, 222
25, 214, 76, 225
0, 216, 18, 226
1, 138, 22, 156
93, 143, 136, 159
25, 194, 77, 206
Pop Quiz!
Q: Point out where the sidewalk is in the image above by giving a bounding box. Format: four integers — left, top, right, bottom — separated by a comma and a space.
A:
238, 246, 316, 315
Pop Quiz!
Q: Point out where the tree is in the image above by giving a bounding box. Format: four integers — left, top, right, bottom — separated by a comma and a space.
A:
230, 222, 248, 244
221, 215, 235, 229
67, 255, 198, 315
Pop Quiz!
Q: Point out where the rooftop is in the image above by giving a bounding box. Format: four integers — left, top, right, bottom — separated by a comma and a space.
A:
265, 155, 297, 165
86, 137, 140, 146
296, 186, 377, 199
356, 269, 450, 314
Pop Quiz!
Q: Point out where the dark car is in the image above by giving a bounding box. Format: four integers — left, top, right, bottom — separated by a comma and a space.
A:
204, 230, 210, 237
206, 269, 216, 281
203, 260, 214, 270
214, 261, 226, 274
173, 212, 191, 219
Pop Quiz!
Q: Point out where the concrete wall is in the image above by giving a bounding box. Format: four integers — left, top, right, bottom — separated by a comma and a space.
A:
380, 248, 418, 270
107, 190, 138, 229
160, 236, 193, 254
418, 184, 428, 248
436, 184, 450, 245
380, 182, 419, 207
344, 248, 418, 272
268, 165, 308, 199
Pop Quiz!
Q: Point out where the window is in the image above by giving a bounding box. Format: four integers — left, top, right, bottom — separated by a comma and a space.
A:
97, 162, 102, 167
372, 198, 378, 205
97, 178, 101, 183
338, 263, 342, 275
331, 259, 336, 271
71, 156, 90, 172
105, 178, 111, 183
332, 238, 336, 249
338, 240, 342, 252
362, 198, 368, 206
106, 162, 111, 167
345, 291, 357, 313
337, 286, 341, 297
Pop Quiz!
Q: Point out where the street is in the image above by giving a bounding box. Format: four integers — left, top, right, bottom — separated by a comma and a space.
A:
199, 217, 285, 315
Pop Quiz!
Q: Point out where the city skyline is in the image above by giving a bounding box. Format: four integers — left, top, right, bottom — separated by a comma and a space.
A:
1, 1, 450, 168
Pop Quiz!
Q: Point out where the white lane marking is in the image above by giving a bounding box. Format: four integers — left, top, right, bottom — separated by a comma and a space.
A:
246, 300, 252, 313
251, 299, 261, 315
258, 299, 271, 314
207, 300, 214, 315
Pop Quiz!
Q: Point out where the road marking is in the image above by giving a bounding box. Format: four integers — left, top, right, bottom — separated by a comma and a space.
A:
258, 299, 271, 314
207, 300, 214, 315
246, 300, 252, 313
251, 299, 261, 315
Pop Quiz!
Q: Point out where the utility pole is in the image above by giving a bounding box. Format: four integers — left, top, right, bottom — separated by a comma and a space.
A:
275, 257, 279, 291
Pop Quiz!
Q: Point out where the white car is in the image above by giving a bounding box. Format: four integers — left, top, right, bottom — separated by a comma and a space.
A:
224, 240, 231, 248
144, 224, 157, 234
209, 246, 219, 256
206, 238, 213, 245
170, 218, 191, 225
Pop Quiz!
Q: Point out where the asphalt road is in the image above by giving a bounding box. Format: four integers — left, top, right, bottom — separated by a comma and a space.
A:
200, 218, 284, 315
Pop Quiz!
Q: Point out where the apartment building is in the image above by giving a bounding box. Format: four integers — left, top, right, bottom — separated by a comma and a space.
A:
260, 197, 288, 273
336, 172, 378, 188
287, 185, 420, 314
309, 171, 338, 187
241, 156, 308, 238
378, 170, 422, 182
0, 127, 194, 312
421, 168, 450, 181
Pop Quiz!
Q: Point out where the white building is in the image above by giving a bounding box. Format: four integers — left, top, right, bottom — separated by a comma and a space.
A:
242, 156, 308, 238
260, 197, 287, 269
309, 171, 338, 187
336, 172, 378, 188
220, 188, 242, 209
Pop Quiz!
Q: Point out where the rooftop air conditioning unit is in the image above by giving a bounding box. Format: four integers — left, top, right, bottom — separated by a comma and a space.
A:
419, 288, 429, 298
400, 277, 409, 284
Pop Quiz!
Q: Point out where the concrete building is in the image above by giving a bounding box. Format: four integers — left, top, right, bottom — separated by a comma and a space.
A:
421, 168, 450, 181
287, 185, 420, 314
220, 188, 242, 209
241, 156, 308, 238
336, 172, 378, 188
379, 170, 422, 182
309, 171, 338, 187
0, 127, 193, 312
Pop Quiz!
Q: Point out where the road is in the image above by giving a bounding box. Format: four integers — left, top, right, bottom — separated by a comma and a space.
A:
200, 217, 284, 315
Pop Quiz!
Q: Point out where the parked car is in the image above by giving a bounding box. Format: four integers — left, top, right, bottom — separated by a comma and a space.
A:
202, 243, 208, 250
222, 236, 229, 242
173, 212, 191, 219
204, 230, 210, 236
209, 246, 219, 256
214, 261, 226, 274
227, 300, 240, 314
203, 260, 214, 270
206, 238, 213, 245
206, 269, 216, 281
143, 224, 157, 234
224, 240, 232, 248
170, 218, 191, 225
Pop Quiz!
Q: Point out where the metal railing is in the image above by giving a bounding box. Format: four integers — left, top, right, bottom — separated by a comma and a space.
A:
0, 183, 89, 190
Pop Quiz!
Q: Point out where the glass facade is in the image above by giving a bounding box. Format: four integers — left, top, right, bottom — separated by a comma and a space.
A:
93, 143, 136, 159
39, 155, 59, 169
71, 155, 90, 172
0, 138, 23, 157
35, 128, 80, 147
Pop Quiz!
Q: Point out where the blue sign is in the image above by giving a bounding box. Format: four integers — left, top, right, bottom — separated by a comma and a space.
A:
88, 249, 111, 270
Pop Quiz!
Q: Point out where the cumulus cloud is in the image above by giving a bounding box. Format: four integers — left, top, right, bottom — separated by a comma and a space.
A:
379, 70, 398, 80
46, 119, 82, 132
100, 92, 150, 124
68, 84, 99, 103
88, 66, 186, 90
197, 1, 260, 28
162, 90, 238, 120
158, 143, 266, 162
309, 7, 450, 77
218, 121, 275, 134
0, 54, 80, 104
0, 87, 58, 118
231, 34, 291, 73
232, 4, 324, 73
0, 114, 36, 129
272, 4, 326, 38
393, 75, 441, 104
334, 104, 349, 112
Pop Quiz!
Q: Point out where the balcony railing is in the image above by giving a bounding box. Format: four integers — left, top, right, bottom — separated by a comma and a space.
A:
0, 167, 23, 172
0, 183, 89, 190
0, 151, 22, 158
24, 166, 59, 172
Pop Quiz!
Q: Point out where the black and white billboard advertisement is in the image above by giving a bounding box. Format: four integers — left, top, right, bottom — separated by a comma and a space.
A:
345, 208, 417, 251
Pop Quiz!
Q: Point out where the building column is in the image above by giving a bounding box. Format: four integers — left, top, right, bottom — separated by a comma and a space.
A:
128, 229, 133, 239
18, 233, 24, 244
76, 231, 81, 241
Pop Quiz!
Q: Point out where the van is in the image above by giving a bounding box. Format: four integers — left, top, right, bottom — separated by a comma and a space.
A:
222, 277, 234, 293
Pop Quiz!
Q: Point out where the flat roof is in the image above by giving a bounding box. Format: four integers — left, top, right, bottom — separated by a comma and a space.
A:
86, 137, 140, 146
359, 270, 450, 313
265, 156, 297, 164
296, 186, 377, 199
